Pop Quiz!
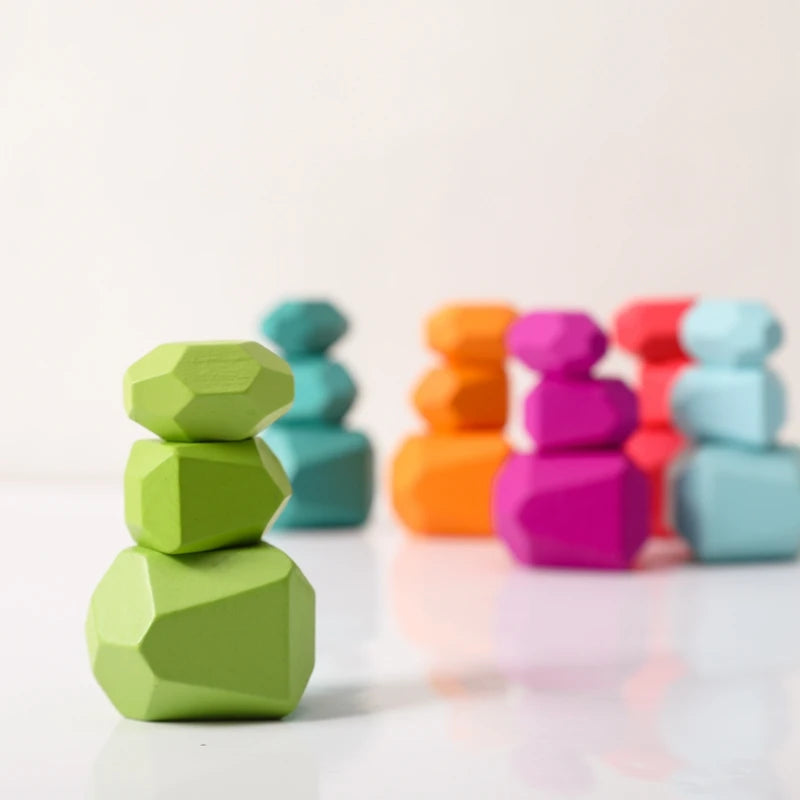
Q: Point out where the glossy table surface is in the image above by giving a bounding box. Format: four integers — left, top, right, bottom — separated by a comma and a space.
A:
3, 482, 800, 799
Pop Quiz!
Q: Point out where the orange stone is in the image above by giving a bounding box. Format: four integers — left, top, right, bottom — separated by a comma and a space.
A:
638, 360, 690, 427
391, 433, 510, 535
413, 365, 507, 431
625, 428, 685, 538
426, 304, 517, 363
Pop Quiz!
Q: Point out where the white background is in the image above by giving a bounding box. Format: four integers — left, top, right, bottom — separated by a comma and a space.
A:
1, 0, 797, 481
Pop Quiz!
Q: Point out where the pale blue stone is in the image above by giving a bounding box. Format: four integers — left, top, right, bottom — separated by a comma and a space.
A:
671, 444, 800, 562
262, 425, 373, 528
261, 300, 348, 356
283, 357, 356, 424
680, 299, 782, 366
671, 366, 785, 448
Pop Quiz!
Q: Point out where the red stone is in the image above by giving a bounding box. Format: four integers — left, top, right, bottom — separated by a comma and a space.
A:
638, 360, 690, 427
625, 428, 685, 538
614, 299, 694, 362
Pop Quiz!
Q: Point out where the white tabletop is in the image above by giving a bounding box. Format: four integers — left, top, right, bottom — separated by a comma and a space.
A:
2, 482, 800, 799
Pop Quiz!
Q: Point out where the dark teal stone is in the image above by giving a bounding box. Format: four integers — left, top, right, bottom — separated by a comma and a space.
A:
261, 301, 348, 356
262, 425, 373, 528
283, 357, 356, 424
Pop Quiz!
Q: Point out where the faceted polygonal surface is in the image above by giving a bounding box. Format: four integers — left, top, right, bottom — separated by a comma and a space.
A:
283, 357, 356, 424
680, 299, 782, 366
425, 304, 517, 363
625, 427, 685, 538
493, 451, 649, 569
125, 438, 291, 554
613, 298, 694, 362
392, 432, 510, 535
671, 445, 800, 561
86, 543, 315, 720
507, 311, 607, 376
413, 365, 507, 431
638, 360, 689, 427
671, 366, 785, 448
124, 341, 293, 441
261, 300, 348, 356
263, 425, 373, 527
525, 377, 638, 450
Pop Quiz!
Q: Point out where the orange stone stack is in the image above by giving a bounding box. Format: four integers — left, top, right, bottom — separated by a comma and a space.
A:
613, 298, 694, 538
391, 304, 517, 535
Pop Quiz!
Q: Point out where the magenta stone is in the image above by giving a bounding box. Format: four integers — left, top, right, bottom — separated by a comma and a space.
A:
526, 377, 638, 451
506, 311, 608, 376
492, 451, 649, 569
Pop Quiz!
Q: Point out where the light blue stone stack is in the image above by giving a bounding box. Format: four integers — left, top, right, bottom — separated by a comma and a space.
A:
670, 300, 800, 561
259, 300, 374, 528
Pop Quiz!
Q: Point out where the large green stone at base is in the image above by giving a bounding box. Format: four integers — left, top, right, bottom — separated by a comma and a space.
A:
125, 438, 291, 554
86, 544, 315, 720
263, 425, 373, 528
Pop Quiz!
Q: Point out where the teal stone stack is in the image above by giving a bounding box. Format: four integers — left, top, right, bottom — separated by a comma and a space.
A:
670, 300, 800, 561
259, 301, 374, 528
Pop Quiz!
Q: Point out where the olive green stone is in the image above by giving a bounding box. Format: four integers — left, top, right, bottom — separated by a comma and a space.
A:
125, 438, 291, 554
86, 544, 315, 720
124, 341, 294, 442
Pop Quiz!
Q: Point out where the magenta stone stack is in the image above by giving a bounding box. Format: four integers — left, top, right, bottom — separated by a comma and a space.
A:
493, 311, 649, 569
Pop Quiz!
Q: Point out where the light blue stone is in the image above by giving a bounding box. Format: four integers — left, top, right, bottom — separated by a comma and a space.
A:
261, 300, 348, 356
671, 366, 785, 448
671, 444, 800, 562
283, 357, 356, 424
262, 425, 373, 528
680, 299, 782, 366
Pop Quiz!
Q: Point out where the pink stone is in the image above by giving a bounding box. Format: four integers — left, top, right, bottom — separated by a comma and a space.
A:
492, 451, 649, 569
506, 311, 607, 376
526, 377, 638, 451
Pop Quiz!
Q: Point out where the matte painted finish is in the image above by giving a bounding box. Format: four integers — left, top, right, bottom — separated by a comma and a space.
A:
671, 366, 785, 448
86, 543, 315, 720
125, 438, 291, 554
264, 425, 373, 528
283, 357, 357, 424
493, 451, 649, 569
124, 341, 294, 441
680, 299, 782, 366
671, 445, 800, 562
525, 377, 638, 451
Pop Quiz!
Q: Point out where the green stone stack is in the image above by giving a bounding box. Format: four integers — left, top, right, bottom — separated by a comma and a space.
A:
86, 341, 315, 721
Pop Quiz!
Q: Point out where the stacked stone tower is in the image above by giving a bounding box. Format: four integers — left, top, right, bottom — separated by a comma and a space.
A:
86, 341, 315, 720
261, 300, 373, 528
614, 298, 694, 539
392, 303, 517, 535
493, 311, 649, 568
671, 300, 800, 561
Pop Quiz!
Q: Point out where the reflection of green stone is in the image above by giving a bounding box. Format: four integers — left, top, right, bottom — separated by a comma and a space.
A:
125, 438, 291, 554
86, 544, 315, 720
124, 341, 294, 442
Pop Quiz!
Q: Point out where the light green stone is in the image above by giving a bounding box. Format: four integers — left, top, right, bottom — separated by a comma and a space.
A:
86, 544, 315, 720
124, 341, 294, 441
125, 438, 291, 554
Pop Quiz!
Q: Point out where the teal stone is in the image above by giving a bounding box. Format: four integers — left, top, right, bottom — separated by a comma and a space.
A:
680, 299, 782, 366
671, 366, 785, 448
262, 425, 373, 528
671, 444, 800, 562
261, 301, 348, 356
283, 357, 357, 424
